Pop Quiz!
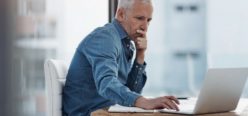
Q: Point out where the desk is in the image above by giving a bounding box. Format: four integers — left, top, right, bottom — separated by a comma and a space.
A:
91, 99, 248, 116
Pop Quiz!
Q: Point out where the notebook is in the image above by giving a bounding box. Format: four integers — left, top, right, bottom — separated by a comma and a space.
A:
109, 68, 248, 115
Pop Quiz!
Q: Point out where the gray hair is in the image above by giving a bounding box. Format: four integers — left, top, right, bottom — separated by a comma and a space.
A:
117, 0, 152, 10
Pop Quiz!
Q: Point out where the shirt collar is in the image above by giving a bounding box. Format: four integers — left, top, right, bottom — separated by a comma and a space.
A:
112, 19, 128, 40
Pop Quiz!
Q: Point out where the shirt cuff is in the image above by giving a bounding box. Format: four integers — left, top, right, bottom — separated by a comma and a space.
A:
133, 60, 146, 72
125, 92, 141, 107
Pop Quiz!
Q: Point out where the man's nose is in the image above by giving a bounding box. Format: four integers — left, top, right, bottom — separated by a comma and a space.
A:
141, 21, 149, 32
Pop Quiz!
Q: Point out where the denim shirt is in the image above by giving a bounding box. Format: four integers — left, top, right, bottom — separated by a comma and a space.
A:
62, 19, 147, 116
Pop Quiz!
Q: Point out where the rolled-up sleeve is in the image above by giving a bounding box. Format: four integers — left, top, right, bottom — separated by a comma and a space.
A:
83, 30, 140, 107
125, 60, 147, 94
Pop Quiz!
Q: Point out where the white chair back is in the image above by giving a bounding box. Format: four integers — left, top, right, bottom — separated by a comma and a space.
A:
44, 59, 68, 116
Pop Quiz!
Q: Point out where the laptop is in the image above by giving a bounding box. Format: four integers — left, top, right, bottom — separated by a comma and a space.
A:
108, 68, 248, 115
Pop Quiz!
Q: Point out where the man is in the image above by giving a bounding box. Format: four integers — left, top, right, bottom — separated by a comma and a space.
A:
63, 0, 179, 115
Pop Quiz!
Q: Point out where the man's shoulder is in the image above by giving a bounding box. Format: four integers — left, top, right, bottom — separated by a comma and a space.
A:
93, 23, 118, 36
86, 23, 119, 42
78, 22, 121, 49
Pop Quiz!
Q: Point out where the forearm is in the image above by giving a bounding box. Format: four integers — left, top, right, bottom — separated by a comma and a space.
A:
136, 50, 145, 64
125, 60, 147, 93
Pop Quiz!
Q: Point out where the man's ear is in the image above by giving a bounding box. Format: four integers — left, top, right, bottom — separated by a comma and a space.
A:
116, 8, 125, 22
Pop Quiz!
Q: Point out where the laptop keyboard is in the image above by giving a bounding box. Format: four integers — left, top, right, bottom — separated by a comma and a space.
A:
178, 99, 196, 111
160, 98, 197, 112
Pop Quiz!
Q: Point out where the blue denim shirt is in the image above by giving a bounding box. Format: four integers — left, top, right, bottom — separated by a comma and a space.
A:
62, 19, 147, 116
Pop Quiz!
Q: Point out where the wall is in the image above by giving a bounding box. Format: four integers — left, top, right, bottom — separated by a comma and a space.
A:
207, 0, 248, 96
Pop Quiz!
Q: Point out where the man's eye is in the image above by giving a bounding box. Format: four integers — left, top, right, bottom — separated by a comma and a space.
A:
136, 17, 145, 20
148, 18, 152, 22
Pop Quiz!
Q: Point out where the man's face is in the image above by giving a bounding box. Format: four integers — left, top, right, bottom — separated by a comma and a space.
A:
118, 1, 153, 41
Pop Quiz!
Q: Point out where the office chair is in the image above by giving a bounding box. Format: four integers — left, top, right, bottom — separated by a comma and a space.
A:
44, 59, 68, 116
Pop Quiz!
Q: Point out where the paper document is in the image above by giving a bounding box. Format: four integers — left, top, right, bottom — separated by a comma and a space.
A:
108, 105, 155, 113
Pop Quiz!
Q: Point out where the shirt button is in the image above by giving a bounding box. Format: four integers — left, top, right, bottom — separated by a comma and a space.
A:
135, 81, 138, 84
136, 65, 138, 68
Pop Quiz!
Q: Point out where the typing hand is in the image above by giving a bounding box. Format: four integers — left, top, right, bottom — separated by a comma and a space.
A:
135, 96, 180, 111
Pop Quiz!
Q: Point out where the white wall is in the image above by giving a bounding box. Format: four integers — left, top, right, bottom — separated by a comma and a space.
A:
144, 0, 169, 96
62, 0, 108, 62
207, 0, 248, 68
207, 0, 248, 97
144, 0, 207, 97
